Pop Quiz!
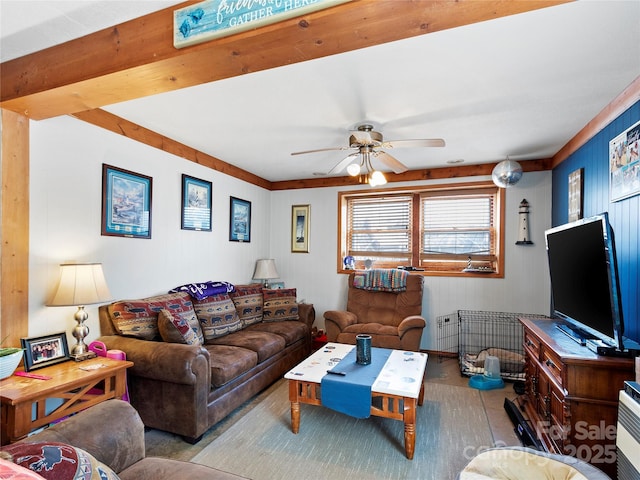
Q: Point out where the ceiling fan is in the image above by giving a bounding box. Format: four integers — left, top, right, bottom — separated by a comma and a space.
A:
291, 123, 445, 185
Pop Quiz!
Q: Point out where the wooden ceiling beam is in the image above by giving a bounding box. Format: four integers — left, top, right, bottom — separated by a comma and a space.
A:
71, 109, 273, 190
1, 0, 569, 120
271, 158, 552, 190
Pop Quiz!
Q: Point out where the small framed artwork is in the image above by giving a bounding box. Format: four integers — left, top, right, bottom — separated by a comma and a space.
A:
568, 168, 583, 222
609, 119, 640, 202
229, 196, 251, 242
270, 282, 285, 290
291, 204, 310, 253
181, 174, 212, 231
102, 164, 152, 239
21, 332, 70, 371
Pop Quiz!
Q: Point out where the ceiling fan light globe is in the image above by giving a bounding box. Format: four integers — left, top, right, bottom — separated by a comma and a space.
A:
492, 160, 523, 188
347, 163, 361, 176
369, 170, 387, 187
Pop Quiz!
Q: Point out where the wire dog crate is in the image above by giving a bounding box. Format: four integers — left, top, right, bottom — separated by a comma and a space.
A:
434, 312, 460, 357
435, 310, 546, 381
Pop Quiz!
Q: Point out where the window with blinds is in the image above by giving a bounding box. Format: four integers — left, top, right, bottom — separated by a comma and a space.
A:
347, 195, 412, 265
421, 192, 497, 272
340, 183, 504, 276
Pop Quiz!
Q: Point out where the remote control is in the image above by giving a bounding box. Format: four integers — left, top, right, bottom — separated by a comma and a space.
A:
14, 371, 51, 380
326, 370, 346, 376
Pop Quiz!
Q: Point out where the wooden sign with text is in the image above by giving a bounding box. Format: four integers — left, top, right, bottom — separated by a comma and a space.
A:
174, 0, 351, 48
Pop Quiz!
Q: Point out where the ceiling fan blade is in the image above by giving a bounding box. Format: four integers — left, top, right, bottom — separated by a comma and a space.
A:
374, 151, 408, 174
328, 153, 359, 174
291, 146, 353, 156
383, 139, 446, 149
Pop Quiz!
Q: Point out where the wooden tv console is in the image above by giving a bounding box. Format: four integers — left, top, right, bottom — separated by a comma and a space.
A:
517, 317, 635, 478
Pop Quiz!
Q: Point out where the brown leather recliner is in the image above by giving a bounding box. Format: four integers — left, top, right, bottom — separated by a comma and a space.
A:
324, 272, 426, 351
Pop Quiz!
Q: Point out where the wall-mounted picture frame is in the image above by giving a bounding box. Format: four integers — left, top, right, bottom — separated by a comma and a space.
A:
21, 332, 70, 371
229, 196, 251, 242
568, 168, 583, 222
181, 174, 212, 231
291, 204, 310, 253
102, 164, 152, 239
609, 119, 640, 202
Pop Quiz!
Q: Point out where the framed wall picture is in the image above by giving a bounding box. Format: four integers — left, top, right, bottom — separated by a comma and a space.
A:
291, 204, 310, 253
21, 332, 70, 371
102, 164, 152, 238
181, 174, 212, 231
609, 119, 640, 202
568, 168, 583, 222
229, 196, 251, 242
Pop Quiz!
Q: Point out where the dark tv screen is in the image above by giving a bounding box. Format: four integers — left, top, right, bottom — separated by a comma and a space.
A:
545, 213, 624, 348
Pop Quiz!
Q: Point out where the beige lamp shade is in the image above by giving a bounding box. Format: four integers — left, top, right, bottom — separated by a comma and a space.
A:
253, 259, 279, 288
253, 259, 279, 281
48, 263, 113, 306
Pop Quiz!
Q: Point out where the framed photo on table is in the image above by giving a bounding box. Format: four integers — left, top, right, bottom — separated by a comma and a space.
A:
229, 196, 251, 242
181, 174, 212, 231
102, 164, 152, 239
291, 204, 310, 253
21, 332, 70, 371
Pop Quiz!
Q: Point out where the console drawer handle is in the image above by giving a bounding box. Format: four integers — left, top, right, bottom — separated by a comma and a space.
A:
546, 359, 556, 369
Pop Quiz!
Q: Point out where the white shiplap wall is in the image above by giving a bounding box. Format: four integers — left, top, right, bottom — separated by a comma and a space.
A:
28, 114, 552, 351
270, 171, 552, 350
28, 115, 271, 343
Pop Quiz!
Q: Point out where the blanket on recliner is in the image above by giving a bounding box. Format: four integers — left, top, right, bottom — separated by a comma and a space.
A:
353, 269, 408, 292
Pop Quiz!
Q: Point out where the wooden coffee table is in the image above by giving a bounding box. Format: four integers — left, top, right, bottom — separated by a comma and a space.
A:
0, 356, 132, 444
284, 342, 427, 459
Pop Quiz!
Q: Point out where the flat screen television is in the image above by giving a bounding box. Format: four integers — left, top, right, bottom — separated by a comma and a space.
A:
545, 212, 625, 351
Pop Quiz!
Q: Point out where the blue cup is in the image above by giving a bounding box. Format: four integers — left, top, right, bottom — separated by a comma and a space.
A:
356, 334, 372, 365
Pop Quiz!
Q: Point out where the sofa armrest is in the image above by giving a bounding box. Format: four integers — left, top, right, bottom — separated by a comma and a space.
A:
297, 303, 316, 329
323, 310, 358, 341
398, 315, 426, 337
397, 315, 426, 351
97, 335, 211, 387
18, 400, 144, 474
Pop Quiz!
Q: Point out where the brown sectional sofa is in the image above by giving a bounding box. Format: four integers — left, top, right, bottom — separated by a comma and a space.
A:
97, 285, 314, 443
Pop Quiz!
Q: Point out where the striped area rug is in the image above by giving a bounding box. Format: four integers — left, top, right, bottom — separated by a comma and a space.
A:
192, 379, 493, 479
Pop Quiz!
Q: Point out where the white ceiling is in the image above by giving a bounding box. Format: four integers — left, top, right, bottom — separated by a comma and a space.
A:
2, 1, 639, 182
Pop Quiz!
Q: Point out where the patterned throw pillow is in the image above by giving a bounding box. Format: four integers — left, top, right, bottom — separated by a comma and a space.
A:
108, 292, 193, 340
193, 293, 242, 341
262, 288, 298, 322
229, 284, 264, 327
157, 308, 203, 345
2, 442, 120, 480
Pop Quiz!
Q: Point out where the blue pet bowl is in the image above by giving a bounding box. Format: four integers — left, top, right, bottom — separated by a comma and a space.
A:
469, 374, 504, 390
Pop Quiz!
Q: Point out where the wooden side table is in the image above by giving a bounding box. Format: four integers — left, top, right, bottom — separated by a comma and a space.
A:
0, 356, 133, 444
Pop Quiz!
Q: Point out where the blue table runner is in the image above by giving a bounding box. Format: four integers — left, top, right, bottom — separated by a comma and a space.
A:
320, 347, 392, 418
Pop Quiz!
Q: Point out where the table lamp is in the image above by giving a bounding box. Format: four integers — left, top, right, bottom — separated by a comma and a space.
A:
48, 263, 112, 358
252, 259, 279, 288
